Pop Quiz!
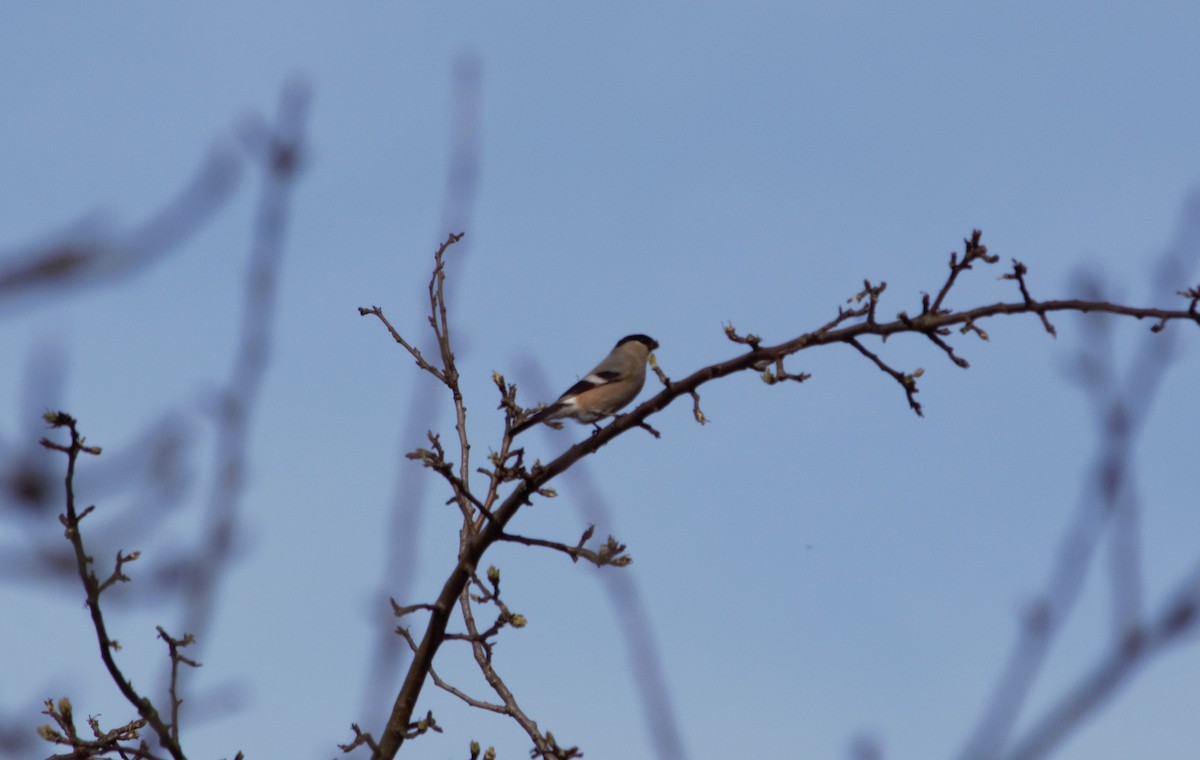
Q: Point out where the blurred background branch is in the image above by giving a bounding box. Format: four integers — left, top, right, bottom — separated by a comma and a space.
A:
0, 78, 308, 758
958, 192, 1200, 760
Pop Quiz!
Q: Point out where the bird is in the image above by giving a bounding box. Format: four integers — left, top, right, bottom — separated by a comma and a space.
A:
511, 334, 660, 437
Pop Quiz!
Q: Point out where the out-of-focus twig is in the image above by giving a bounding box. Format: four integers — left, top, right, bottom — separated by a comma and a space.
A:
957, 192, 1200, 760
177, 76, 310, 659
0, 141, 243, 305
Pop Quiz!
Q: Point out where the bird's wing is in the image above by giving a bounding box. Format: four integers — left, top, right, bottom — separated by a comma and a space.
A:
558, 369, 621, 400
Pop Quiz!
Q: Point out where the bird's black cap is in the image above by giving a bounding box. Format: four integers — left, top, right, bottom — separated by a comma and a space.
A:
617, 334, 659, 351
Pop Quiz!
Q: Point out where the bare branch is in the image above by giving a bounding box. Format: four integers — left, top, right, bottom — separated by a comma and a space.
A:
929, 229, 999, 315
1002, 259, 1057, 336
498, 527, 632, 568
0, 143, 243, 305
358, 305, 445, 380
456, 575, 560, 759
368, 229, 1200, 759
39, 413, 185, 760
155, 627, 200, 744
395, 627, 507, 714
1001, 573, 1200, 760
958, 206, 1200, 759
847, 338, 924, 416
650, 356, 706, 425
40, 697, 158, 760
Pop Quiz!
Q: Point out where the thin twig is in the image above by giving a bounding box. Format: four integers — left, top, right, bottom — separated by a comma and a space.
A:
498, 528, 632, 568
457, 579, 557, 758
156, 627, 200, 743
1003, 259, 1057, 336
395, 627, 507, 714
366, 230, 1200, 759
40, 413, 186, 760
929, 229, 998, 314
846, 338, 924, 416
181, 77, 311, 679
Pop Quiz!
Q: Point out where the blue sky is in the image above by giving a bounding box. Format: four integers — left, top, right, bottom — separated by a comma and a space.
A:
2, 4, 1200, 759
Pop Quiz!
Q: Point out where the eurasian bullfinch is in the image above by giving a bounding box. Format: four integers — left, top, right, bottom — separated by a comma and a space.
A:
511, 334, 659, 436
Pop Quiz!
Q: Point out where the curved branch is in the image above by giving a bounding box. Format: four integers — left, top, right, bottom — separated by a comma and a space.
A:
369, 231, 1200, 759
